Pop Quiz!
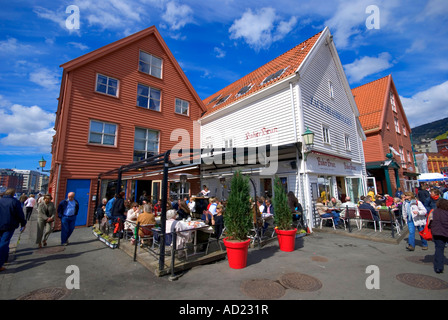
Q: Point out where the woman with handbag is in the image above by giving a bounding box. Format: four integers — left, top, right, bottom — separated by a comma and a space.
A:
36, 194, 56, 248
402, 192, 428, 251
428, 198, 448, 274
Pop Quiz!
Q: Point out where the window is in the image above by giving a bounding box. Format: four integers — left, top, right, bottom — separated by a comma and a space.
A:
402, 124, 407, 136
236, 84, 253, 97
215, 95, 231, 106
88, 120, 117, 146
261, 68, 286, 85
137, 84, 161, 111
329, 81, 334, 99
399, 146, 406, 168
322, 126, 330, 144
134, 127, 159, 161
175, 98, 189, 116
224, 138, 233, 149
394, 117, 400, 133
344, 135, 351, 151
386, 122, 390, 130
96, 74, 119, 97
138, 51, 162, 78
407, 150, 412, 162
390, 92, 397, 112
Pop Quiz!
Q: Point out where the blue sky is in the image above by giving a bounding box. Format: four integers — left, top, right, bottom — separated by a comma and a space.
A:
1, 0, 447, 172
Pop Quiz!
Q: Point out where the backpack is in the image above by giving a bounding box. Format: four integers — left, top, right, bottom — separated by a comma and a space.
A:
443, 191, 448, 200
105, 198, 115, 218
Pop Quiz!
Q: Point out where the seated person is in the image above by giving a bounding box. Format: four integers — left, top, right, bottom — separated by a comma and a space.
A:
262, 199, 274, 231
359, 196, 379, 221
177, 200, 191, 220
374, 194, 386, 206
165, 209, 191, 251
287, 191, 303, 221
342, 196, 357, 208
316, 197, 342, 228
207, 204, 225, 238
136, 204, 156, 245
327, 197, 342, 209
124, 202, 140, 231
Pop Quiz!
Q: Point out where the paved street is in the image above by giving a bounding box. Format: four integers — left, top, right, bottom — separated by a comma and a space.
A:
1, 208, 448, 308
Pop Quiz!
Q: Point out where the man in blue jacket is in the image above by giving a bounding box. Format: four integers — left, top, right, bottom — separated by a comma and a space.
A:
57, 192, 79, 246
0, 188, 26, 272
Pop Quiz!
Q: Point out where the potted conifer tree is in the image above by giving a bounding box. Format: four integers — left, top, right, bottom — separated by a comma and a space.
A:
222, 170, 253, 269
273, 176, 297, 252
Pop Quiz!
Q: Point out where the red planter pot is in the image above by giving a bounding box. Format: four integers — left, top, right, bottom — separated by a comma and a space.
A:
223, 237, 251, 269
275, 228, 297, 252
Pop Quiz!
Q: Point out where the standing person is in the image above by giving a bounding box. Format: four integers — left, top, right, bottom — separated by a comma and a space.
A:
24, 194, 36, 221
425, 188, 441, 213
19, 194, 28, 210
36, 194, 56, 248
111, 192, 126, 237
429, 198, 448, 273
402, 191, 427, 251
57, 192, 79, 246
0, 188, 26, 272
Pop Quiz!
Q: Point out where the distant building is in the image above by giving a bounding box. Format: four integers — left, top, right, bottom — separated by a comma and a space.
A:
13, 170, 41, 194
352, 75, 418, 195
414, 138, 438, 153
0, 169, 24, 193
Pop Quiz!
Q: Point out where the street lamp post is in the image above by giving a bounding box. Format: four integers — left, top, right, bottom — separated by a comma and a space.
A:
38, 156, 51, 173
302, 127, 315, 161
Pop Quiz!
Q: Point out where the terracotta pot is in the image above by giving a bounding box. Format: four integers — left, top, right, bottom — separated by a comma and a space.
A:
275, 228, 297, 252
223, 237, 251, 269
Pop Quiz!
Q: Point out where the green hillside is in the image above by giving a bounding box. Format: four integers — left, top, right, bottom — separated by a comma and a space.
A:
411, 117, 448, 143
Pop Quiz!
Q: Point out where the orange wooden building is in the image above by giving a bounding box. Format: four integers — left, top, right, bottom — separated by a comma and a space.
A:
352, 75, 418, 195
49, 26, 205, 228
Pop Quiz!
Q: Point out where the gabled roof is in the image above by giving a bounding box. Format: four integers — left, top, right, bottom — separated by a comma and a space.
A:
59, 26, 206, 113
351, 75, 390, 132
352, 74, 411, 134
201, 29, 324, 118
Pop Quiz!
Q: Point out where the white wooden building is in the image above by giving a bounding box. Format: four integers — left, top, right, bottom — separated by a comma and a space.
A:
199, 27, 367, 229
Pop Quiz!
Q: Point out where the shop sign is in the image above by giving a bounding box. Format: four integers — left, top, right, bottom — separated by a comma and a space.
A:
307, 154, 360, 175
245, 127, 278, 140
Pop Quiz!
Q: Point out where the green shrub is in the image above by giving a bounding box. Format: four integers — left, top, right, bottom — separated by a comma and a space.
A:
273, 176, 293, 230
224, 170, 253, 241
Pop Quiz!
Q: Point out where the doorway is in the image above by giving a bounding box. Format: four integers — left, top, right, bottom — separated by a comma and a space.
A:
66, 179, 90, 227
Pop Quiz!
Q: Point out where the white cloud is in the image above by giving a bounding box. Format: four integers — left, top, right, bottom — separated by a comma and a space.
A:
214, 47, 226, 59
0, 103, 55, 153
68, 42, 89, 50
161, 1, 194, 31
400, 81, 448, 128
33, 6, 67, 30
344, 52, 393, 83
0, 38, 33, 53
229, 7, 297, 50
0, 104, 55, 135
29, 68, 60, 90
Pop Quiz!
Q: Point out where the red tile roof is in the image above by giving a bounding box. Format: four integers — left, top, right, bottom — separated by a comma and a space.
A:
351, 75, 390, 131
201, 30, 324, 117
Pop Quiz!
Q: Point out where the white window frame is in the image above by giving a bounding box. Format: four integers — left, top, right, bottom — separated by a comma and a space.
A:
95, 73, 119, 97
224, 138, 234, 149
394, 117, 400, 134
329, 80, 334, 99
344, 134, 351, 151
133, 127, 160, 162
322, 125, 331, 145
137, 84, 161, 111
175, 98, 189, 116
399, 146, 406, 168
402, 124, 407, 136
138, 50, 162, 79
88, 120, 117, 146
407, 150, 412, 162
390, 91, 397, 112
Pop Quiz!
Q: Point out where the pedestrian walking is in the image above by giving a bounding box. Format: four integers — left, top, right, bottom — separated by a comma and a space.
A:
36, 194, 56, 248
24, 194, 36, 221
429, 198, 448, 274
402, 191, 428, 251
0, 188, 26, 272
57, 192, 79, 246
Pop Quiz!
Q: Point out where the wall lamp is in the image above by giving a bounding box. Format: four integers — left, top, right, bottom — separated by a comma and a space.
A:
302, 127, 315, 161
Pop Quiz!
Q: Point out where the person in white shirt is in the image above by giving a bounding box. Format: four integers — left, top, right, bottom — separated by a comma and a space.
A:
24, 194, 36, 221
343, 196, 357, 208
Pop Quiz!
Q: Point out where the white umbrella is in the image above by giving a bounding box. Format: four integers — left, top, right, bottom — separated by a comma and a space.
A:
418, 173, 447, 181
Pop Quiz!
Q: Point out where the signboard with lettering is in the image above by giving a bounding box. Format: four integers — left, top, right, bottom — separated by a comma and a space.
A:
306, 154, 361, 176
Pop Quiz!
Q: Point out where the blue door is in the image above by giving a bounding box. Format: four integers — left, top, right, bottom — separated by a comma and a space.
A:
66, 179, 91, 227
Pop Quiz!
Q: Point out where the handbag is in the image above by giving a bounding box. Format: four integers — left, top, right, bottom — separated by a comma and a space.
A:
419, 210, 433, 241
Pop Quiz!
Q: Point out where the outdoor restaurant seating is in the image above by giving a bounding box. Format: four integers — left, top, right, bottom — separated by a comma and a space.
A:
358, 208, 380, 232
378, 209, 401, 235
341, 207, 360, 230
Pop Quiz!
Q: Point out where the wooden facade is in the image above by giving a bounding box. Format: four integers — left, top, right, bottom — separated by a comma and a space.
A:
49, 26, 205, 228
